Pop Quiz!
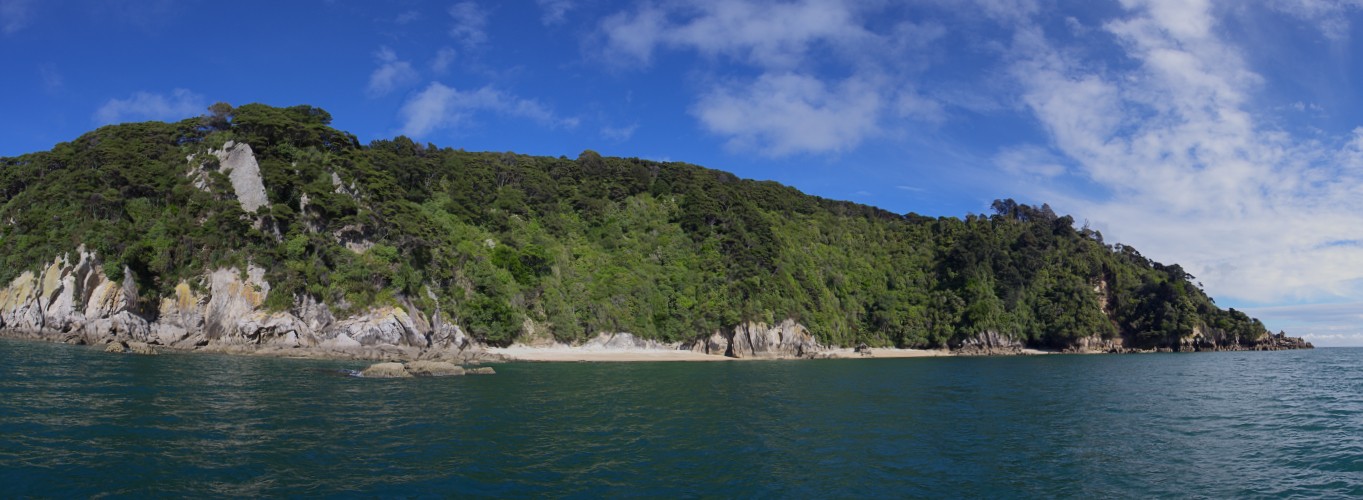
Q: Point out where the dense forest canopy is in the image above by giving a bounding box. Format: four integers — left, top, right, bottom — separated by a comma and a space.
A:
0, 103, 1275, 349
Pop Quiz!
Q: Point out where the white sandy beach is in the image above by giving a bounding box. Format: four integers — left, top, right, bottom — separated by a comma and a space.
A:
483, 345, 1041, 362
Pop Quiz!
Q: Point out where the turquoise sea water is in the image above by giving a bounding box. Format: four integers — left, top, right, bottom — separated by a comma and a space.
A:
1, 338, 1361, 497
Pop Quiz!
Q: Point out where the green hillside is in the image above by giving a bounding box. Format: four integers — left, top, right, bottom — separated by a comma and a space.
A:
0, 103, 1280, 349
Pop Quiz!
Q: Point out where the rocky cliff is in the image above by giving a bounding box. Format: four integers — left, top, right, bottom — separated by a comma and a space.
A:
0, 248, 481, 362
685, 319, 823, 358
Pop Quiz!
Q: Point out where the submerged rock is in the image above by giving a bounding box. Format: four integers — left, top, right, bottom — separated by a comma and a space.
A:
405, 360, 464, 377
360, 362, 412, 378
103, 340, 157, 355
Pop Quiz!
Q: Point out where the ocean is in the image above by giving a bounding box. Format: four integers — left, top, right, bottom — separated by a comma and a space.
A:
1, 338, 1360, 497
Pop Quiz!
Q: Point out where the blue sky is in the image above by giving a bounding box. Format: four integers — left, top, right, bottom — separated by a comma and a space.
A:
4, 0, 1363, 345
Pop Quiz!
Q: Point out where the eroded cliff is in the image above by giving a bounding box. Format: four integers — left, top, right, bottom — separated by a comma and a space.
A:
0, 248, 480, 361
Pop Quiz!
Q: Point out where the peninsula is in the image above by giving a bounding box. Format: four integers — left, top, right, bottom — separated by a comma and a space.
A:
0, 104, 1311, 361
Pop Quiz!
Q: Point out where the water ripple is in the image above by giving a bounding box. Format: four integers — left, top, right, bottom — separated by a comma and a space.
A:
2, 339, 1363, 497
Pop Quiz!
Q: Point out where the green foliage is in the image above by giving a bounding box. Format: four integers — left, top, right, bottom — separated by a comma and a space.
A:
0, 104, 1276, 349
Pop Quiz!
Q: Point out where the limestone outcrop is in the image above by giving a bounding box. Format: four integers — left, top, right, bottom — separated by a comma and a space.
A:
952, 330, 1025, 355
213, 141, 270, 213
0, 249, 484, 362
0, 247, 149, 345
686, 319, 823, 358
580, 332, 673, 350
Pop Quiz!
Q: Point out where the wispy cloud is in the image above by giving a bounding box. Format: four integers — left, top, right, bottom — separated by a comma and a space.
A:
38, 63, 61, 93
394, 9, 421, 25
0, 0, 34, 35
93, 89, 205, 125
367, 46, 420, 98
995, 0, 1363, 308
399, 82, 577, 137
600, 123, 637, 141
994, 145, 1067, 178
537, 0, 574, 26
448, 1, 488, 49
431, 46, 457, 73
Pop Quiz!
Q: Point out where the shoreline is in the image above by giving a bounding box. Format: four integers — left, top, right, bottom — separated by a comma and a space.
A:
484, 345, 1057, 362
0, 329, 1308, 364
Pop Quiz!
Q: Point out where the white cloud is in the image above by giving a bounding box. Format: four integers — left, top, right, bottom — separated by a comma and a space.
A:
537, 0, 574, 25
693, 72, 883, 156
93, 89, 205, 125
431, 46, 457, 73
448, 1, 488, 48
367, 46, 420, 98
399, 82, 577, 137
599, 1, 944, 156
1002, 0, 1363, 306
0, 0, 33, 34
600, 0, 876, 69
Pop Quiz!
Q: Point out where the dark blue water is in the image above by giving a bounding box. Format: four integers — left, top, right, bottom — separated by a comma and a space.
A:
2, 338, 1361, 497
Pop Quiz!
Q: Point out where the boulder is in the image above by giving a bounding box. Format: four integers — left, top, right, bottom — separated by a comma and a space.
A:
466, 366, 496, 375
104, 341, 127, 353
360, 362, 412, 378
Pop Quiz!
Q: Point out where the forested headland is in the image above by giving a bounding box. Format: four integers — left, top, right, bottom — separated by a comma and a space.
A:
0, 103, 1303, 352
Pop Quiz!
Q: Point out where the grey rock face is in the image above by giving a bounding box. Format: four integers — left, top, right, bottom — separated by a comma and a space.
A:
0, 249, 150, 343
581, 332, 673, 350
687, 319, 822, 358
953, 330, 1024, 355
213, 141, 271, 214
0, 249, 487, 361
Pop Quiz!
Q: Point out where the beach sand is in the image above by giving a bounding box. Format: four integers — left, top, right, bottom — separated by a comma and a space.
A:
485, 345, 1045, 362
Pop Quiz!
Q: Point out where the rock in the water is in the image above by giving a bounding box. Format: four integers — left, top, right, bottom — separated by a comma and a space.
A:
360, 362, 412, 378
466, 366, 496, 375
405, 360, 464, 377
102, 340, 156, 355
126, 341, 158, 355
